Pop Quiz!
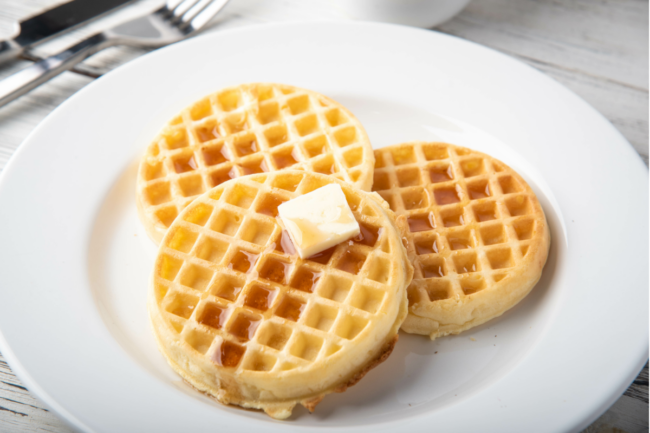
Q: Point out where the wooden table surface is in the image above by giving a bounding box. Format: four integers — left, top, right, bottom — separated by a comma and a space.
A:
0, 0, 647, 431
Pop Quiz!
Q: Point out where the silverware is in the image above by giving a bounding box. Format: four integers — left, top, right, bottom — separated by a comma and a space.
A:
0, 0, 230, 109
0, 0, 136, 65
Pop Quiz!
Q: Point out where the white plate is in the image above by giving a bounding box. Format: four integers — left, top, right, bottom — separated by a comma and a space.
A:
0, 22, 647, 433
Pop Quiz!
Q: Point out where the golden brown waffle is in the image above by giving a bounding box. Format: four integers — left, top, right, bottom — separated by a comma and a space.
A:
148, 171, 412, 419
137, 83, 375, 244
372, 142, 550, 340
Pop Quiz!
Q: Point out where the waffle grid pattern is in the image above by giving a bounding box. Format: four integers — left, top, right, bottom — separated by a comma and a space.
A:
153, 172, 401, 377
372, 142, 543, 306
138, 83, 374, 241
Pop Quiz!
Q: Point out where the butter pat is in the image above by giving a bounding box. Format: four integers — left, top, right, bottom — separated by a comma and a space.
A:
278, 184, 360, 259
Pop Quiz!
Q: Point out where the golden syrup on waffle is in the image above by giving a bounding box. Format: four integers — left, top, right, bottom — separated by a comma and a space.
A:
230, 314, 261, 341
415, 239, 438, 255
448, 237, 471, 250
196, 124, 221, 142
199, 304, 228, 329
244, 285, 276, 311
275, 297, 306, 322
259, 259, 290, 284
174, 155, 198, 173
336, 247, 366, 275
211, 167, 238, 187
307, 246, 335, 264
258, 196, 286, 217
290, 267, 322, 293
434, 188, 460, 205
407, 213, 435, 232
353, 223, 382, 247
229, 250, 259, 273
202, 146, 229, 165
215, 340, 246, 367
430, 166, 453, 183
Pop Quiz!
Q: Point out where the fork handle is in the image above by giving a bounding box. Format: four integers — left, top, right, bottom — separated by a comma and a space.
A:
0, 33, 112, 109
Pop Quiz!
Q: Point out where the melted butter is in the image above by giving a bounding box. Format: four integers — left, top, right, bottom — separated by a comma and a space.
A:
278, 184, 360, 258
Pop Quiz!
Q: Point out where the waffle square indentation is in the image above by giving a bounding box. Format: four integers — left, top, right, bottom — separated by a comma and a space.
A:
289, 333, 323, 361
258, 322, 292, 351
460, 275, 486, 295
211, 274, 245, 302
305, 303, 338, 332
402, 189, 429, 210
173, 153, 199, 174
349, 285, 385, 314
228, 311, 262, 341
183, 203, 213, 226
259, 257, 291, 284
244, 284, 278, 312
195, 121, 220, 144
325, 108, 348, 127
194, 236, 228, 263
335, 248, 367, 275
210, 209, 242, 236
422, 143, 449, 161
333, 126, 357, 147
179, 264, 213, 291
178, 175, 205, 197
166, 292, 198, 319
287, 94, 311, 115
423, 279, 451, 301
224, 184, 258, 209
453, 252, 480, 274
419, 257, 446, 278
396, 167, 422, 187
212, 340, 245, 367
486, 248, 514, 269
264, 124, 289, 147
167, 227, 198, 253
334, 314, 368, 340
228, 249, 259, 274
198, 302, 228, 330
290, 266, 322, 293
239, 218, 273, 246
274, 296, 306, 322
390, 146, 415, 165
460, 158, 485, 177
318, 274, 352, 302
184, 329, 213, 355
480, 224, 506, 245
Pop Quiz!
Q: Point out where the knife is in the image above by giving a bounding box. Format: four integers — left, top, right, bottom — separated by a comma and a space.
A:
0, 0, 136, 65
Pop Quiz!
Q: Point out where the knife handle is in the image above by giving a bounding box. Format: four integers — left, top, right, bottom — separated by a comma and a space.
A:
0, 33, 112, 109
0, 40, 23, 65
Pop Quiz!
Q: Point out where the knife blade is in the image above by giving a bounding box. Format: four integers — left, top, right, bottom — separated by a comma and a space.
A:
0, 0, 136, 65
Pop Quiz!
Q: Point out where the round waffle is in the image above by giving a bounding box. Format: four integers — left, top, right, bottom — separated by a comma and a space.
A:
148, 171, 412, 419
137, 83, 375, 244
372, 142, 550, 340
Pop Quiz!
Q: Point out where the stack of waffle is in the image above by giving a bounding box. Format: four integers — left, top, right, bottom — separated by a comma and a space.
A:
137, 83, 549, 419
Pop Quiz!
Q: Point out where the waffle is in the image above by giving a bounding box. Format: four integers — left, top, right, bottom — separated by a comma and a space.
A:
136, 83, 375, 244
148, 171, 412, 419
372, 142, 550, 339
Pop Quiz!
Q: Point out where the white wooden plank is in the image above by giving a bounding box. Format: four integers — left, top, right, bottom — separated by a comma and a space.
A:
0, 353, 73, 432
437, 0, 649, 90
583, 394, 649, 433
437, 0, 649, 163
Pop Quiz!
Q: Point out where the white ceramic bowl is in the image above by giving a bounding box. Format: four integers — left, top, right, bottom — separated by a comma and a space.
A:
330, 0, 471, 28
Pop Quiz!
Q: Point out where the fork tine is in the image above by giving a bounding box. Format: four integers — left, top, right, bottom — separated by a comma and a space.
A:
164, 0, 185, 14
183, 0, 230, 31
180, 0, 214, 25
170, 0, 201, 20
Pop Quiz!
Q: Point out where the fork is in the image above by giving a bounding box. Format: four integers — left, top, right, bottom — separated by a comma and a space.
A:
0, 0, 230, 108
